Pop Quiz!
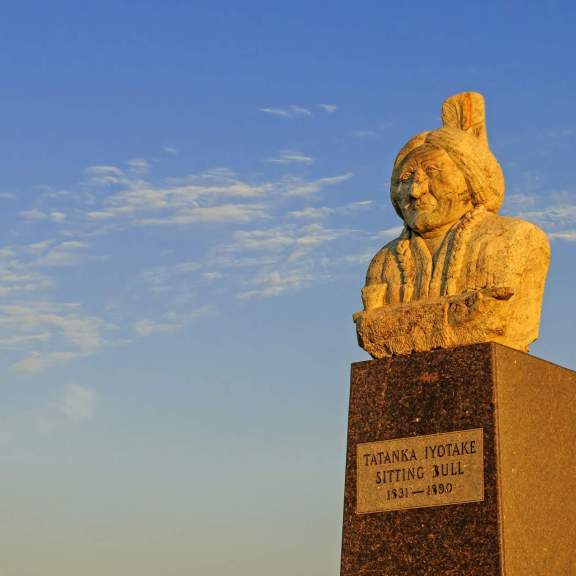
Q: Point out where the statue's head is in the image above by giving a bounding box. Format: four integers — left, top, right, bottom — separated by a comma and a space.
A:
390, 92, 505, 235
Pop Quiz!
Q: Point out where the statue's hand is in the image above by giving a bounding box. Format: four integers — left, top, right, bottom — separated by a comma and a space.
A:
481, 286, 515, 301
361, 283, 388, 311
353, 283, 388, 322
448, 287, 515, 326
352, 310, 364, 323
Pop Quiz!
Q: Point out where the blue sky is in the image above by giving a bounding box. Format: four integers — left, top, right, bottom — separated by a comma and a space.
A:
1, 1, 575, 574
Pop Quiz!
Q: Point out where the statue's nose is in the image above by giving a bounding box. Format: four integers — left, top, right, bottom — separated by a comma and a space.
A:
409, 175, 428, 199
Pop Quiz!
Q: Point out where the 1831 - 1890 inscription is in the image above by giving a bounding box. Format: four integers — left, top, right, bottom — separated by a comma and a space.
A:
356, 428, 484, 513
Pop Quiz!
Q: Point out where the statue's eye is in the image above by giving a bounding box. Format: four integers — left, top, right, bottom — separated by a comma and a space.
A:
399, 172, 413, 182
426, 166, 440, 176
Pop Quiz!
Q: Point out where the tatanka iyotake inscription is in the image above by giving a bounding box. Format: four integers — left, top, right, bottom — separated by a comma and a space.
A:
356, 428, 484, 513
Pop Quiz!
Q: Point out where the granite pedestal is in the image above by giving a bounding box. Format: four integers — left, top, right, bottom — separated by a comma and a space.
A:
340, 342, 576, 576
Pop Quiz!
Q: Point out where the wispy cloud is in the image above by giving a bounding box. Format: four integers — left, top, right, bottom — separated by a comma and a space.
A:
238, 270, 315, 299
0, 383, 99, 449
266, 150, 314, 165
370, 225, 404, 240
280, 173, 354, 197
0, 269, 53, 295
289, 200, 373, 219
1, 152, 386, 373
340, 251, 375, 265
351, 130, 378, 139
0, 301, 107, 373
132, 305, 213, 336
204, 221, 358, 296
127, 158, 150, 176
136, 203, 270, 225
133, 318, 185, 336
33, 240, 91, 267
57, 384, 97, 423
78, 162, 368, 308
259, 105, 312, 118
19, 209, 67, 223
506, 198, 576, 243
288, 206, 334, 219
232, 222, 349, 254
139, 261, 202, 294
504, 193, 539, 210
75, 166, 354, 229
549, 230, 576, 241
517, 204, 576, 227
85, 165, 126, 185
83, 169, 270, 226
319, 103, 338, 113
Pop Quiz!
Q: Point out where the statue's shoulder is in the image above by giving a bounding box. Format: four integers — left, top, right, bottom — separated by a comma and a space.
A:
365, 236, 402, 284
476, 212, 550, 252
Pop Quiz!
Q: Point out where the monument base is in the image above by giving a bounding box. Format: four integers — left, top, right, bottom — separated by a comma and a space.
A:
340, 343, 576, 576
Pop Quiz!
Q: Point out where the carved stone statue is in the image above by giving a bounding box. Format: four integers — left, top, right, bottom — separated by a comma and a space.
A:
354, 92, 550, 358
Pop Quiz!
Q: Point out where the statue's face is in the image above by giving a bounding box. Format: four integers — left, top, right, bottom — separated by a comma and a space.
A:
392, 145, 473, 236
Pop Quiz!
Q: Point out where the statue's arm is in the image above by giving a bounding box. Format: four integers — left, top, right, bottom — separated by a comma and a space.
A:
365, 245, 389, 286
357, 246, 389, 312
355, 288, 515, 358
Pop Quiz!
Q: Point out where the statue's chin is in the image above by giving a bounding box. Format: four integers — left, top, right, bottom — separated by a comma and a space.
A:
405, 216, 438, 236
405, 213, 462, 238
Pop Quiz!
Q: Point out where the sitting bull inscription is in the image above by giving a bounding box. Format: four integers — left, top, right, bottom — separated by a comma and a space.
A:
356, 428, 484, 513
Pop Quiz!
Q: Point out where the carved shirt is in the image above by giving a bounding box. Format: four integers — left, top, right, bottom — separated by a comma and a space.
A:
359, 209, 550, 355
367, 208, 548, 307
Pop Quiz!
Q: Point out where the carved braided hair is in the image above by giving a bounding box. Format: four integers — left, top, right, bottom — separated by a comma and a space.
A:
443, 205, 486, 295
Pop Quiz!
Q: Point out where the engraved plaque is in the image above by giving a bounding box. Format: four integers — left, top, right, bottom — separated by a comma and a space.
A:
356, 428, 484, 513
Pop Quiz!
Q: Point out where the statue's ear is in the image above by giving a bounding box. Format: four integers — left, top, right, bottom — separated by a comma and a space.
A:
442, 92, 488, 146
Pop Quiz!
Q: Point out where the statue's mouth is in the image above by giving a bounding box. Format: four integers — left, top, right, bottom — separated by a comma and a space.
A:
410, 201, 435, 211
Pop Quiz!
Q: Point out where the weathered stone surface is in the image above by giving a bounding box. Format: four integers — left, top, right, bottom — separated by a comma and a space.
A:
354, 92, 550, 357
340, 343, 576, 576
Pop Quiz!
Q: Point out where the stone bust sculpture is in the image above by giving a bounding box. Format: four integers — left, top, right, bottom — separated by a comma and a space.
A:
354, 92, 550, 358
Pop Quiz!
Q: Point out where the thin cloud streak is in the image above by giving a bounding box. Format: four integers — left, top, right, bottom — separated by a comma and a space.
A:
549, 230, 576, 241
281, 173, 354, 197
19, 209, 67, 223
370, 225, 404, 240
132, 305, 214, 336
238, 270, 315, 299
259, 105, 312, 118
33, 241, 91, 268
136, 203, 270, 225
517, 204, 576, 227
266, 150, 314, 165
289, 201, 373, 219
